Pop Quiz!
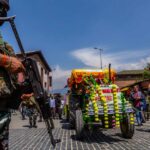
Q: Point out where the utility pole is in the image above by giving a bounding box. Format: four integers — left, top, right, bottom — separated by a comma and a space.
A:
51, 68, 56, 93
94, 47, 103, 69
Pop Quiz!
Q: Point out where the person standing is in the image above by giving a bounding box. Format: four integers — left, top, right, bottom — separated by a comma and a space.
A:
131, 86, 144, 126
64, 91, 70, 121
140, 90, 147, 123
0, 1, 25, 149
49, 95, 56, 119
59, 99, 65, 119
19, 101, 26, 120
56, 96, 64, 120
55, 95, 63, 119
21, 93, 40, 128
38, 113, 43, 122
146, 84, 150, 120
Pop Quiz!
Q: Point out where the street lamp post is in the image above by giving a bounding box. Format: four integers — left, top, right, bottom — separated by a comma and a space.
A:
94, 47, 103, 69
51, 68, 56, 93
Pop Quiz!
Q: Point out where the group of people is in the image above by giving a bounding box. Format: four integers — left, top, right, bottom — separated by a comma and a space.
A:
18, 93, 65, 129
49, 94, 64, 120
125, 84, 150, 126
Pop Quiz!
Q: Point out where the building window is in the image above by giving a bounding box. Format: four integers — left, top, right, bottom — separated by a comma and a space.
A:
41, 67, 44, 83
49, 76, 52, 87
45, 82, 47, 88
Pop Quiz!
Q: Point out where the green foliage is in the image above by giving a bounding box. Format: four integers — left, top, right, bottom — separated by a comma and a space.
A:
143, 63, 150, 79
143, 70, 150, 79
146, 63, 150, 69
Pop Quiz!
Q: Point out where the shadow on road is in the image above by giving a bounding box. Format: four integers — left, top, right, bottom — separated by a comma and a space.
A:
60, 119, 126, 144
70, 130, 125, 144
136, 128, 150, 132
59, 119, 68, 124
22, 125, 31, 128
60, 119, 74, 130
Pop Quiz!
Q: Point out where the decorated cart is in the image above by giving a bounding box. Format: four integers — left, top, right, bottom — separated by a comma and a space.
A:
67, 69, 135, 139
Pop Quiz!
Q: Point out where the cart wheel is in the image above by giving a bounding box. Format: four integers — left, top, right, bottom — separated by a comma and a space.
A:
75, 110, 84, 139
120, 113, 134, 139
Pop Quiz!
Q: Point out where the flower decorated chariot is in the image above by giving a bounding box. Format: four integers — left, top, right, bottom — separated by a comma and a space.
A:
67, 68, 135, 139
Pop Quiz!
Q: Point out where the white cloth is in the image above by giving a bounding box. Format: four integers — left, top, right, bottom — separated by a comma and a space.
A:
50, 99, 56, 108
60, 100, 64, 109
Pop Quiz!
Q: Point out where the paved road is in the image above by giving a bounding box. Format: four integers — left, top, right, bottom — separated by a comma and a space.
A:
9, 112, 150, 150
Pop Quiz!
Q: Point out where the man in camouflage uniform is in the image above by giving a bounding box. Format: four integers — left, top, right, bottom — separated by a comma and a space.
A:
21, 93, 40, 128
0, 1, 25, 149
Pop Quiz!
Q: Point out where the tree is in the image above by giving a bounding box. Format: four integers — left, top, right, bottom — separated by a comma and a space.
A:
145, 63, 150, 70
143, 63, 150, 79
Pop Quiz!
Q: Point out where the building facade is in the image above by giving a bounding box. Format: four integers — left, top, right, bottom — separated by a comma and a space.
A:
116, 70, 144, 81
115, 70, 145, 88
17, 51, 52, 93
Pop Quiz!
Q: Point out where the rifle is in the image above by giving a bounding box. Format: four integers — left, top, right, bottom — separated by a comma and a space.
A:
0, 16, 60, 147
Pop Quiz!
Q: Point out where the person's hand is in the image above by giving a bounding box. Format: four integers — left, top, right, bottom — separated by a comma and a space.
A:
17, 72, 25, 83
136, 96, 141, 100
0, 54, 25, 73
21, 93, 33, 100
9, 57, 25, 73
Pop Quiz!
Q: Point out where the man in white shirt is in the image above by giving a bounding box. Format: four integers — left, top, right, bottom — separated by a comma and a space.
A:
50, 96, 56, 118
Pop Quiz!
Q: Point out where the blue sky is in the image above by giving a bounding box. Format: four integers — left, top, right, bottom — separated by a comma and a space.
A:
1, 0, 150, 89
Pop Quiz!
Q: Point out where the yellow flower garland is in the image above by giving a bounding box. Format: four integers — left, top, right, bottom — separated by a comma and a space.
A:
90, 87, 99, 122
96, 85, 109, 128
112, 84, 120, 128
130, 113, 134, 124
85, 103, 89, 119
84, 81, 126, 128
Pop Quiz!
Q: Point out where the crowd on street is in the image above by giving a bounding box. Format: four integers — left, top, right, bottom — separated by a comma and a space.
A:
18, 84, 150, 128
123, 84, 150, 126
19, 93, 65, 128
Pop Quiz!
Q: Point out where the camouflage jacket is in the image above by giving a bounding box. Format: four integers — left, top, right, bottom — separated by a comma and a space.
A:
0, 32, 12, 135
22, 96, 41, 113
0, 31, 17, 110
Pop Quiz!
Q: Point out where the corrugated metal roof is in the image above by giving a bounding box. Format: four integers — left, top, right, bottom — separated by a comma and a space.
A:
16, 50, 51, 72
115, 80, 137, 88
115, 79, 150, 89
117, 70, 144, 75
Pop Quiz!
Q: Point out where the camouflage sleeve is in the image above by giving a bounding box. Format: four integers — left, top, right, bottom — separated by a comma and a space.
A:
0, 53, 11, 67
4, 42, 15, 56
30, 96, 41, 113
0, 32, 5, 49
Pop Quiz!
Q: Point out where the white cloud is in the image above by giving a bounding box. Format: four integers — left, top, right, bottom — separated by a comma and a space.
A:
52, 65, 71, 90
71, 48, 150, 71
52, 48, 150, 90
